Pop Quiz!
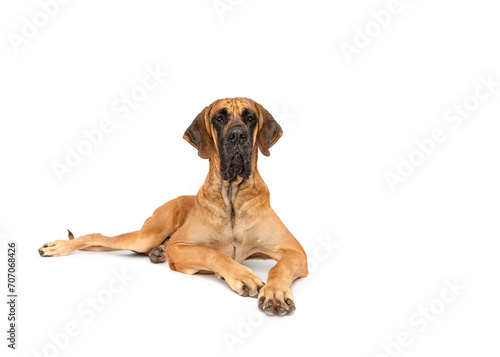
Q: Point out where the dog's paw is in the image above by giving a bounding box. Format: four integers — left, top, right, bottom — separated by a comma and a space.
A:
257, 285, 295, 316
149, 245, 167, 264
224, 266, 265, 298
38, 240, 74, 257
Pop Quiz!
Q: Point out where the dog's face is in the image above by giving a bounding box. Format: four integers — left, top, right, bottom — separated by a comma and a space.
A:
184, 98, 282, 181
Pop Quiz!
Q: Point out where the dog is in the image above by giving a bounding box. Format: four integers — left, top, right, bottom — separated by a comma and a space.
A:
39, 97, 308, 316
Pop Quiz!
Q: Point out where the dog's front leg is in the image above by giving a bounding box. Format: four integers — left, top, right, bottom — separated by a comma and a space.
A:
258, 248, 308, 316
167, 244, 265, 297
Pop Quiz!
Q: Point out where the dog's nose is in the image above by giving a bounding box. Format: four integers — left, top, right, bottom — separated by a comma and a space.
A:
227, 126, 247, 143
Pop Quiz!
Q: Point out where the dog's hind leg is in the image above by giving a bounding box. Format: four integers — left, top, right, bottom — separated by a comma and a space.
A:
39, 195, 195, 258
39, 228, 167, 257
146, 239, 170, 264
70, 230, 120, 252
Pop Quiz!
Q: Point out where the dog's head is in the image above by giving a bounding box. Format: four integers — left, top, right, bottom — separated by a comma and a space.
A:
183, 98, 282, 181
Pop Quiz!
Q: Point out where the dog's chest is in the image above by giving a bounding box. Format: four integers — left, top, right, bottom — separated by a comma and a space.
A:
205, 179, 265, 261
207, 215, 261, 262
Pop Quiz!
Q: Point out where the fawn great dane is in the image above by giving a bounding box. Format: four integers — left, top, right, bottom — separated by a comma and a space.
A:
39, 97, 308, 316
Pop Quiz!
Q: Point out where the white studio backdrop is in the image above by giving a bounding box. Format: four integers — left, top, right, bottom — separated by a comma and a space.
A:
0, 0, 499, 356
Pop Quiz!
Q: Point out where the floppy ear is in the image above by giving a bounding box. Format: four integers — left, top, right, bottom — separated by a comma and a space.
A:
256, 104, 283, 156
183, 106, 214, 159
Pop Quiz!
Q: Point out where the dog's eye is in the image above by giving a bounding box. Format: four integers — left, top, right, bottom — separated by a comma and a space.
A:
247, 115, 254, 122
216, 115, 224, 122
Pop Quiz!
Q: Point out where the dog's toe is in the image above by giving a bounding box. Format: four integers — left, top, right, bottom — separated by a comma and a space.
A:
149, 245, 167, 264
38, 240, 73, 257
257, 286, 295, 316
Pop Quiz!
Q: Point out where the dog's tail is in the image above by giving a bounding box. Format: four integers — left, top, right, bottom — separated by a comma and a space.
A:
68, 229, 122, 252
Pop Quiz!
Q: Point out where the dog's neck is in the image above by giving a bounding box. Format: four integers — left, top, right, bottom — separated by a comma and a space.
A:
198, 149, 269, 217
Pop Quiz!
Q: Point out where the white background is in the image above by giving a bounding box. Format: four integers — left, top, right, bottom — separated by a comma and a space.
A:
1, 0, 499, 356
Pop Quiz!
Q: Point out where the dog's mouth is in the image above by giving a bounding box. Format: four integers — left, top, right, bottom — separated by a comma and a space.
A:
219, 125, 254, 181
221, 151, 251, 181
